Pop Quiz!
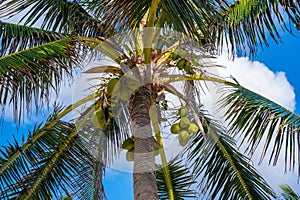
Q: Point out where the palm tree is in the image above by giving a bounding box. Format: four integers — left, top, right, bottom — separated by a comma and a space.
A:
0, 0, 299, 199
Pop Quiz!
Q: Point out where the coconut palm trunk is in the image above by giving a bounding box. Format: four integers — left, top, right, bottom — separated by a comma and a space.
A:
130, 85, 158, 200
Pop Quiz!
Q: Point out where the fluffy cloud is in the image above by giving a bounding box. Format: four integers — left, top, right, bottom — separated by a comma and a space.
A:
215, 54, 296, 111
211, 54, 298, 194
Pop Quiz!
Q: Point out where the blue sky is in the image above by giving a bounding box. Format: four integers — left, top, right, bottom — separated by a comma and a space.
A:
257, 31, 300, 112
0, 25, 300, 199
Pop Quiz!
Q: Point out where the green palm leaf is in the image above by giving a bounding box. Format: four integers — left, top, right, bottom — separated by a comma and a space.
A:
214, 0, 300, 55
0, 108, 102, 200
0, 38, 77, 122
0, 0, 102, 36
85, 0, 151, 30
0, 21, 64, 56
220, 83, 300, 174
0, 91, 102, 176
158, 0, 216, 42
280, 184, 300, 200
156, 158, 196, 200
90, 0, 218, 42
187, 113, 275, 199
64, 120, 107, 200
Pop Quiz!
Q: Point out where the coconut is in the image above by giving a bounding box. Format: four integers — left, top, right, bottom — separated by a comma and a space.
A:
122, 137, 134, 151
178, 107, 188, 117
91, 110, 106, 129
126, 150, 134, 162
176, 59, 186, 70
179, 137, 188, 147
179, 117, 190, 128
107, 78, 119, 95
172, 53, 179, 60
179, 130, 189, 141
184, 61, 191, 71
170, 123, 180, 134
188, 123, 199, 134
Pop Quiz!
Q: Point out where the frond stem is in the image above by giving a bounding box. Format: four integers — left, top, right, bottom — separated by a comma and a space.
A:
208, 125, 253, 199
77, 36, 123, 63
144, 0, 160, 63
0, 38, 70, 70
163, 74, 234, 86
150, 106, 175, 200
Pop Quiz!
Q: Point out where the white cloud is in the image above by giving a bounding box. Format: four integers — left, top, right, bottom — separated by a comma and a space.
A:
215, 54, 296, 111
209, 54, 298, 194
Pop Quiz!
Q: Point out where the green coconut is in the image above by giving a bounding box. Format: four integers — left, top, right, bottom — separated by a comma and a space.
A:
172, 53, 179, 60
184, 61, 191, 71
154, 144, 160, 156
179, 137, 189, 147
176, 59, 186, 70
179, 117, 190, 128
122, 137, 134, 151
91, 110, 106, 129
170, 123, 180, 134
188, 123, 199, 134
107, 78, 119, 95
126, 150, 134, 162
178, 107, 188, 117
179, 130, 189, 141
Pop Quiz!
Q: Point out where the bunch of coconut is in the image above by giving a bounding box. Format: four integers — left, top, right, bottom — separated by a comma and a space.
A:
176, 58, 192, 71
170, 52, 192, 72
170, 107, 199, 146
107, 76, 140, 101
121, 137, 160, 162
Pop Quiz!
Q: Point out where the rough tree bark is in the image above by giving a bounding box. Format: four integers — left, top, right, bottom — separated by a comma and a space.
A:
130, 85, 158, 200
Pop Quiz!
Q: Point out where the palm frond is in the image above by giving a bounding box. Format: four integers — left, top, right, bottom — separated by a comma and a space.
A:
0, 21, 64, 56
280, 184, 300, 200
187, 113, 275, 199
93, 0, 218, 42
0, 91, 102, 176
60, 120, 106, 200
156, 158, 196, 200
0, 108, 101, 199
88, 0, 151, 31
214, 0, 300, 55
0, 37, 77, 123
158, 0, 217, 42
83, 66, 123, 74
78, 36, 127, 64
64, 122, 107, 200
220, 83, 300, 176
0, 0, 103, 36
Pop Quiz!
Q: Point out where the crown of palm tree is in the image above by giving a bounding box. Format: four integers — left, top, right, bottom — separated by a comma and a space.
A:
0, 0, 299, 199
